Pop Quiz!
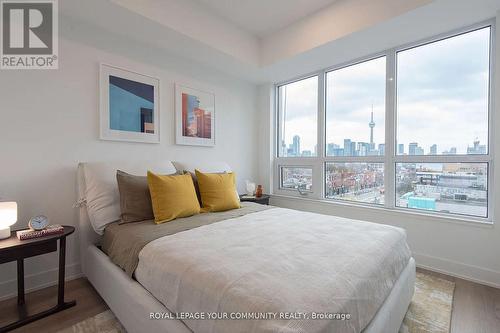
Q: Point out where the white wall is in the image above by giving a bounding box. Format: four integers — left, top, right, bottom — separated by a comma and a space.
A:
258, 12, 500, 289
0, 27, 259, 299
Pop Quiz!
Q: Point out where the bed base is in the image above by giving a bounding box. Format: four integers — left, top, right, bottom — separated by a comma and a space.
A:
84, 244, 415, 333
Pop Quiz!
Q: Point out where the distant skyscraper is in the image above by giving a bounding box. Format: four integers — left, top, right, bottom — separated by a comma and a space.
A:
409, 142, 418, 155
430, 144, 437, 155
378, 144, 385, 156
398, 144, 404, 155
327, 143, 339, 156
333, 148, 344, 156
292, 135, 300, 156
369, 106, 375, 149
358, 142, 369, 156
443, 147, 457, 155
344, 139, 352, 156
467, 138, 487, 154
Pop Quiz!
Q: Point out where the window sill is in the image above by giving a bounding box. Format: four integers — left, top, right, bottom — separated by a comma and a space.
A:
269, 194, 494, 228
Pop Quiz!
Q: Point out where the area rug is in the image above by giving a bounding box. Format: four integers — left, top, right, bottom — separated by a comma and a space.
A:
57, 310, 126, 333
59, 271, 454, 333
400, 271, 455, 333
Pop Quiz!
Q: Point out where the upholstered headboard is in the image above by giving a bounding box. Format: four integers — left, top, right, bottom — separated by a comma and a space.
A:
76, 160, 233, 276
77, 163, 99, 276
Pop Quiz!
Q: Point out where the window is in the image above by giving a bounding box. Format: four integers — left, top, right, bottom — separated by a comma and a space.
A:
274, 22, 493, 221
277, 76, 318, 157
326, 163, 384, 204
396, 163, 488, 217
323, 57, 386, 205
280, 167, 313, 192
326, 57, 386, 157
394, 26, 491, 218
397, 28, 490, 156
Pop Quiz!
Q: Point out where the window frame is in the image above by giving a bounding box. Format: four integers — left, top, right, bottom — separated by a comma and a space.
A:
278, 165, 314, 193
273, 19, 495, 223
276, 74, 320, 158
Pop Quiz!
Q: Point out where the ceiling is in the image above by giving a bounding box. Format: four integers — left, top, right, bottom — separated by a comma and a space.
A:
60, 0, 500, 83
194, 0, 339, 37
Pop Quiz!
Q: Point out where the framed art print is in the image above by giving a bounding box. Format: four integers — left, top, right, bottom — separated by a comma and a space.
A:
175, 84, 215, 146
100, 64, 160, 143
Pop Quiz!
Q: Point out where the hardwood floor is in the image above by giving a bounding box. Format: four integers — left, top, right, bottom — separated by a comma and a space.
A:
416, 268, 500, 333
0, 269, 499, 333
0, 278, 108, 333
451, 277, 500, 333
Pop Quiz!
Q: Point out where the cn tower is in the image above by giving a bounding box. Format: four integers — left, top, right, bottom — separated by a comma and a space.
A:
369, 105, 375, 146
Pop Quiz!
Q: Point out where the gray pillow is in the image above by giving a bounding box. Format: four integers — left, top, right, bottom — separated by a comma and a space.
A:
116, 170, 154, 224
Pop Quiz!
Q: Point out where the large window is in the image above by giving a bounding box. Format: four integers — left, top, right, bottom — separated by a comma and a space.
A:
278, 76, 318, 157
275, 23, 493, 221
396, 163, 488, 217
326, 57, 386, 157
326, 163, 384, 204
396, 28, 490, 156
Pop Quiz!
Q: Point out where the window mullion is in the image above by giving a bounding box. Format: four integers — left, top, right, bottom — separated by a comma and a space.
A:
385, 50, 397, 209
394, 154, 492, 163
317, 71, 326, 199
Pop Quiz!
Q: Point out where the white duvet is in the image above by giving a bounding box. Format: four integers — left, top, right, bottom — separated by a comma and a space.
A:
135, 207, 411, 333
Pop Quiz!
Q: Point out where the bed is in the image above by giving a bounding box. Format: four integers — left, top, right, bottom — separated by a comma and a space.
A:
76, 161, 415, 333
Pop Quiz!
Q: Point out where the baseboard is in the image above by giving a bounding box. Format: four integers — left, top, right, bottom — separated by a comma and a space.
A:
414, 252, 500, 289
0, 262, 82, 301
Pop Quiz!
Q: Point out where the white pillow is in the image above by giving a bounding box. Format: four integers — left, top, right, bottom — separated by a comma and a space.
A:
173, 161, 232, 174
81, 161, 177, 234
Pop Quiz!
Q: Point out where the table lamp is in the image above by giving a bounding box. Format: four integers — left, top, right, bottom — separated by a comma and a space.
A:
0, 202, 17, 239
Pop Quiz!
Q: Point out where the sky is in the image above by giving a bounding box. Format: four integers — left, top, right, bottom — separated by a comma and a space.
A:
326, 56, 385, 150
280, 26, 490, 155
279, 76, 318, 153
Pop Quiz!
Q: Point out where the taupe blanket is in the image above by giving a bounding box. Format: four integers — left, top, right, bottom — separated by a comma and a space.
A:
102, 202, 273, 276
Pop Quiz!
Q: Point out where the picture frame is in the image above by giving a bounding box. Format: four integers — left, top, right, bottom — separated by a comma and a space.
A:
99, 64, 160, 143
175, 84, 215, 147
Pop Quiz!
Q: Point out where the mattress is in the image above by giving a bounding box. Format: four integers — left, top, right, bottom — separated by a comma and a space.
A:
135, 207, 411, 333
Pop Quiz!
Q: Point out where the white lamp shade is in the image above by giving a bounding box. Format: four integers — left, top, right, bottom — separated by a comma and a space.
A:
0, 202, 17, 228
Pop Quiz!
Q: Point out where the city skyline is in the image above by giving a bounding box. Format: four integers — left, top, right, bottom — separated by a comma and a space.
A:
283, 135, 487, 157
281, 108, 487, 157
280, 28, 489, 155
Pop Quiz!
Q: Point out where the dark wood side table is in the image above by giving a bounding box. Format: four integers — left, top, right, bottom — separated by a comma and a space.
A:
0, 226, 76, 332
239, 194, 271, 205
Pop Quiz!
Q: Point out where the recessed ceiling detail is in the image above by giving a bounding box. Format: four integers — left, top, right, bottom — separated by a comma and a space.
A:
193, 0, 339, 37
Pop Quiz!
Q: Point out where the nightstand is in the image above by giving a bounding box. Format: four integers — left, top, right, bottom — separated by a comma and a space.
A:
0, 226, 76, 332
239, 194, 271, 205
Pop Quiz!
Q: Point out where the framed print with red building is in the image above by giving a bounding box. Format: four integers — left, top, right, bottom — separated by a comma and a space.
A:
175, 84, 215, 146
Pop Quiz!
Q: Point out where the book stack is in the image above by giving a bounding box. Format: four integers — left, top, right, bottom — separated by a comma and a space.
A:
16, 225, 64, 240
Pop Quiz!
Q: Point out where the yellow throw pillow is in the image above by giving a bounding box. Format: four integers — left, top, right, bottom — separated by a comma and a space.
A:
195, 169, 241, 212
147, 171, 200, 224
